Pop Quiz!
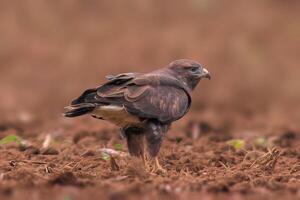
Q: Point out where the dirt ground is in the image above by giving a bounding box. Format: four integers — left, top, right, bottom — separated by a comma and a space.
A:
0, 1, 299, 200
0, 110, 299, 200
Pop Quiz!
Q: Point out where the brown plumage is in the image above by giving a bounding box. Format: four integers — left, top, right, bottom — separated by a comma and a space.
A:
64, 59, 211, 173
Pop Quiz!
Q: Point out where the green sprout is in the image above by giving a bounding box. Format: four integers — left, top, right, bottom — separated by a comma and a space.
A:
63, 195, 73, 200
114, 143, 123, 151
254, 137, 267, 148
226, 139, 245, 150
101, 152, 110, 161
0, 135, 22, 145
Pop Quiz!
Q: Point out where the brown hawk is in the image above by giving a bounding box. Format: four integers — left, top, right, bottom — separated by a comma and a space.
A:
64, 59, 210, 173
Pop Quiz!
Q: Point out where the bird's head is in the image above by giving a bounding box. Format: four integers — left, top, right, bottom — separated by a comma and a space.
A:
167, 59, 211, 90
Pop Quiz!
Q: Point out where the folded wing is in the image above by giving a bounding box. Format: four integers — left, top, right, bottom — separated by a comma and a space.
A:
122, 84, 190, 123
69, 72, 191, 123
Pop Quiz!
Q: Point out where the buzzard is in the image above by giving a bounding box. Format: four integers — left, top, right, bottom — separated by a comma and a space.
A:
64, 59, 210, 173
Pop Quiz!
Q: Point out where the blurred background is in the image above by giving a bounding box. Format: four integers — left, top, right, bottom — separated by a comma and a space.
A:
0, 0, 299, 121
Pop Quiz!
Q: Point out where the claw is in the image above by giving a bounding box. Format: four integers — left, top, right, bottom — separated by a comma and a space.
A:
154, 157, 166, 173
149, 157, 166, 174
142, 153, 151, 171
141, 154, 166, 174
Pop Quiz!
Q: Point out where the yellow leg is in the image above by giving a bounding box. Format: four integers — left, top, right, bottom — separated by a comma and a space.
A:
151, 157, 166, 174
142, 153, 150, 171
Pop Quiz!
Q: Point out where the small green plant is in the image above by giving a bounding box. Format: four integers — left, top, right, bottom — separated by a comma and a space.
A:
114, 143, 123, 151
226, 139, 245, 150
254, 137, 267, 148
63, 195, 73, 200
0, 135, 22, 145
101, 152, 110, 161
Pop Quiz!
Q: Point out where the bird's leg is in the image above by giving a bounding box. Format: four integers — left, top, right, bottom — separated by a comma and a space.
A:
145, 121, 168, 174
142, 152, 150, 171
123, 127, 148, 170
152, 157, 166, 173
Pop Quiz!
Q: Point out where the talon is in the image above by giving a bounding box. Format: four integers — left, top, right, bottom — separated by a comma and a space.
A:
148, 157, 166, 174
142, 153, 150, 171
155, 158, 166, 173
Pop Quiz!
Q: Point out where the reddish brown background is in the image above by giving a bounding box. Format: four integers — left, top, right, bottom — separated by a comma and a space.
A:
1, 0, 299, 117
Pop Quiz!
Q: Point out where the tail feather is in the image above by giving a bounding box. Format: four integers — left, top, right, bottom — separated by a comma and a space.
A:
63, 103, 96, 117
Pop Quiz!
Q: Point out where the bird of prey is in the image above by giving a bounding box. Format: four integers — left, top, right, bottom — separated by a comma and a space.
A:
64, 59, 210, 173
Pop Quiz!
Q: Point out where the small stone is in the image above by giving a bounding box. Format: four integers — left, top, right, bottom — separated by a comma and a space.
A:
41, 147, 59, 155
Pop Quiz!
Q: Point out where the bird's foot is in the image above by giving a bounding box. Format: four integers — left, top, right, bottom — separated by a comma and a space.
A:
142, 154, 151, 172
151, 165, 166, 174
149, 157, 166, 174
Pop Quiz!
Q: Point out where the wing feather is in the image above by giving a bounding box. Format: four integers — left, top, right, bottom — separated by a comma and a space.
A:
124, 85, 151, 101
70, 71, 191, 123
124, 85, 190, 122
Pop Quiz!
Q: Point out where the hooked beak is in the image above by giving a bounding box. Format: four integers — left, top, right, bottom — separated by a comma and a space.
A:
200, 68, 211, 80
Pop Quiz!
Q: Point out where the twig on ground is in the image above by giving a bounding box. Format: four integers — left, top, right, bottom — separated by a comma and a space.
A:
250, 148, 280, 172
99, 148, 128, 157
42, 134, 52, 149
16, 160, 47, 165
219, 161, 229, 169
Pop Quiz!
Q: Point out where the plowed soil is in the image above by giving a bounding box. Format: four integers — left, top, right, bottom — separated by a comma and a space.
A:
0, 109, 299, 200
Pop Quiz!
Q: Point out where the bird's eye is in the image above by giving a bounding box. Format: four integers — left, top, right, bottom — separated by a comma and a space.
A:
189, 67, 198, 72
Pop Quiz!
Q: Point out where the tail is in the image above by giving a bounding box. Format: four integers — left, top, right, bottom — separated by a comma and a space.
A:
63, 103, 96, 117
